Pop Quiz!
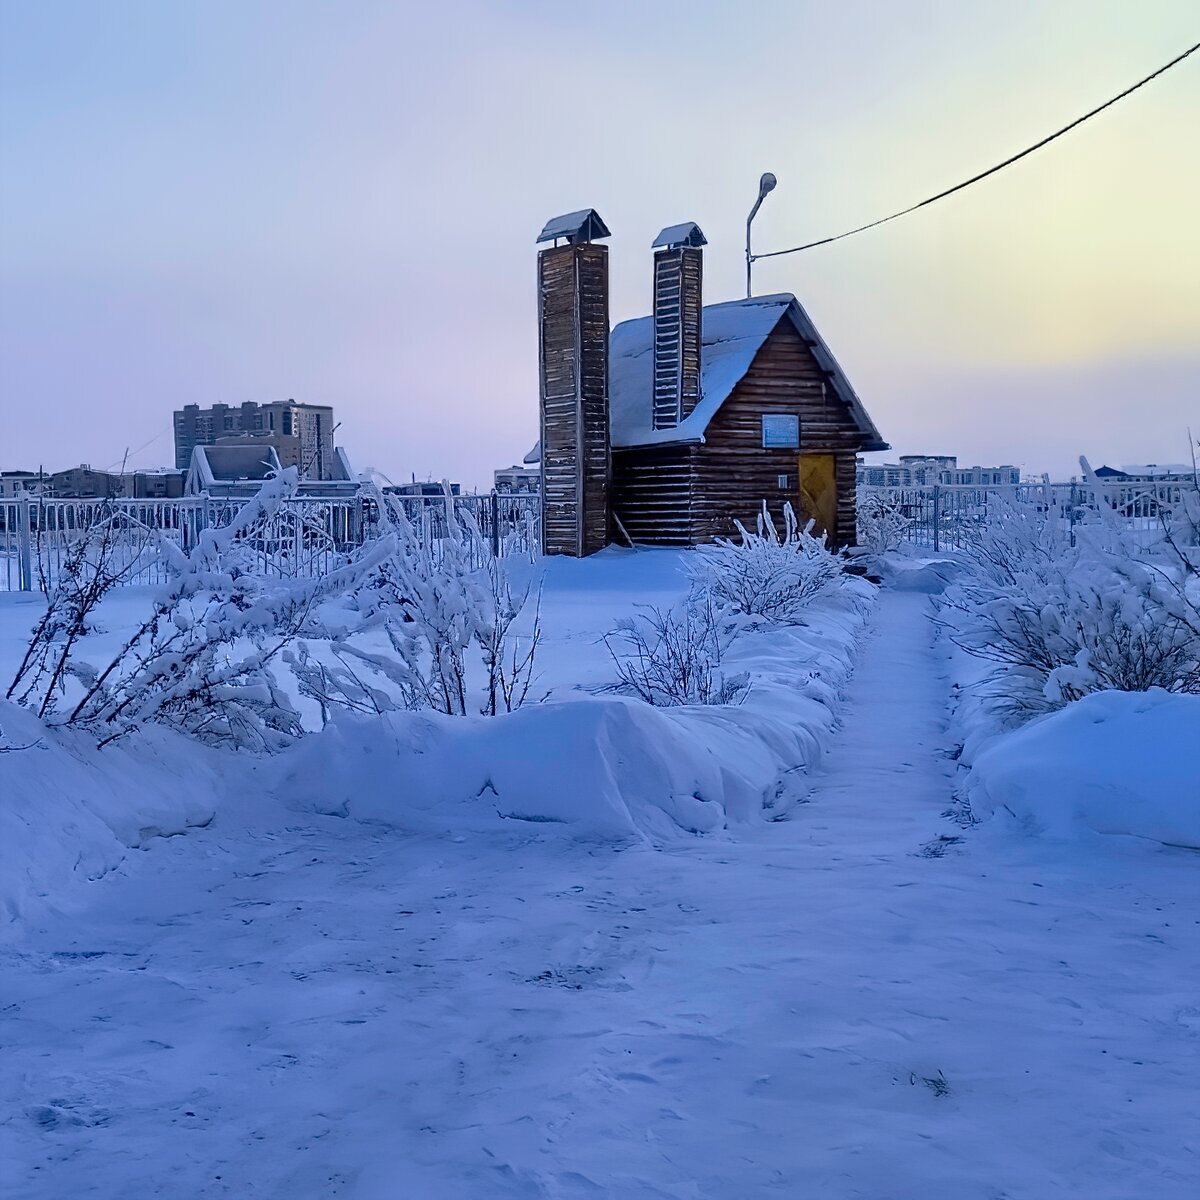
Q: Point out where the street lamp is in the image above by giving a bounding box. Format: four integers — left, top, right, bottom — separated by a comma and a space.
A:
745, 172, 777, 297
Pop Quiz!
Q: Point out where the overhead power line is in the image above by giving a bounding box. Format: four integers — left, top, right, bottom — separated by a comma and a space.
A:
752, 39, 1200, 261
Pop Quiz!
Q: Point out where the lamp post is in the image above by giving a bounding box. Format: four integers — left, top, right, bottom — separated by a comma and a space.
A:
745, 172, 777, 297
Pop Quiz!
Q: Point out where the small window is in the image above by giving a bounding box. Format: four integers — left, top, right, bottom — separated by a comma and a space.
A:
777, 474, 789, 490
762, 414, 800, 449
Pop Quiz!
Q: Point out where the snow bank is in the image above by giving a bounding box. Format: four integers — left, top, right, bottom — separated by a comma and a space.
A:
0, 701, 222, 928
871, 554, 967, 594
963, 690, 1200, 847
279, 583, 873, 842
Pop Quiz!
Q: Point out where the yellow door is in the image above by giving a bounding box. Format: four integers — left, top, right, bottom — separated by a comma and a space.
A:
798, 454, 838, 539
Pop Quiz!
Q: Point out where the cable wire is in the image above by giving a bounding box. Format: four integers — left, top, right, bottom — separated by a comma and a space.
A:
752, 40, 1200, 261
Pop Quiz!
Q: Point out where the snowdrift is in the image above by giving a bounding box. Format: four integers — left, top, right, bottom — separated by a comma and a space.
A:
964, 690, 1200, 847
870, 554, 967, 594
0, 701, 221, 928
279, 588, 872, 841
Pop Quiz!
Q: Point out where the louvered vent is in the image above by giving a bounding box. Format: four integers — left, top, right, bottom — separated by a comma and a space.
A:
651, 223, 706, 429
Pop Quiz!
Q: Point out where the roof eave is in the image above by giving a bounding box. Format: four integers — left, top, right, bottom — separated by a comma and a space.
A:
612, 434, 705, 450
780, 298, 888, 449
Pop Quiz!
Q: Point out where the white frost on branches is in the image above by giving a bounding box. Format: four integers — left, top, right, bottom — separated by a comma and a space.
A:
937, 462, 1200, 724
856, 489, 911, 556
688, 502, 844, 625
291, 486, 542, 720
604, 593, 749, 707
605, 502, 852, 706
11, 470, 393, 750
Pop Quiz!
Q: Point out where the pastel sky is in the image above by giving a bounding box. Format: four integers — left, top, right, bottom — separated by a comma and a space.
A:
2, 0, 1197, 487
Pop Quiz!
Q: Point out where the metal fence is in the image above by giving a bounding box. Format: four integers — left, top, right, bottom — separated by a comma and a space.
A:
858, 479, 1197, 553
0, 491, 541, 592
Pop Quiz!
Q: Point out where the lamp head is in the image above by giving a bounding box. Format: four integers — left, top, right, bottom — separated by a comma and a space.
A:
758, 172, 778, 200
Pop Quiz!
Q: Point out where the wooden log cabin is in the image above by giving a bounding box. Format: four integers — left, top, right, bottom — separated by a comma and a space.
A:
534, 210, 888, 553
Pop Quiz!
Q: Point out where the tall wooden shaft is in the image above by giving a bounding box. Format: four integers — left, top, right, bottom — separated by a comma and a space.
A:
652, 244, 703, 428
538, 241, 611, 557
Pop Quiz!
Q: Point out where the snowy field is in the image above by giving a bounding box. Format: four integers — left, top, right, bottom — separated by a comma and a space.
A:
2, 548, 1199, 1198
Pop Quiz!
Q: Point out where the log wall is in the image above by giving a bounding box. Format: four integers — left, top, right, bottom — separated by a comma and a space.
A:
613, 315, 869, 547
538, 243, 611, 556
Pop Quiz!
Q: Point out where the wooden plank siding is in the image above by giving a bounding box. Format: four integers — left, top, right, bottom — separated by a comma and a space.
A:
613, 315, 869, 547
651, 247, 704, 429
576, 244, 611, 556
611, 444, 697, 546
537, 243, 611, 556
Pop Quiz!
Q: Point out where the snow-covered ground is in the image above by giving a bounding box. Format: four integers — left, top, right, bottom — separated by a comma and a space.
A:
2, 553, 1199, 1197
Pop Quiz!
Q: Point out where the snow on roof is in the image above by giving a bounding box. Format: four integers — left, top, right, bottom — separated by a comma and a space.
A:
535, 209, 611, 245
610, 293, 886, 450
186, 445, 282, 495
651, 222, 707, 249
525, 292, 886, 460
1118, 464, 1195, 477
203, 445, 277, 480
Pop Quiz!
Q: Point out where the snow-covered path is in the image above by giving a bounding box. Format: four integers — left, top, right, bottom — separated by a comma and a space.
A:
5, 592, 1199, 1198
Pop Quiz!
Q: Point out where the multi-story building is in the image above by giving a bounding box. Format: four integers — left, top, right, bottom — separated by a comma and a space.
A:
940, 464, 1021, 486
855, 462, 911, 487
856, 455, 1020, 487
130, 468, 186, 499
493, 464, 540, 494
0, 470, 41, 498
1094, 463, 1196, 484
898, 455, 956, 485
173, 401, 335, 480
386, 481, 462, 498
47, 465, 131, 498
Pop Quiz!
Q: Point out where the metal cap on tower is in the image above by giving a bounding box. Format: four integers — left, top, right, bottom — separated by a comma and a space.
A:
536, 209, 612, 245
651, 222, 708, 250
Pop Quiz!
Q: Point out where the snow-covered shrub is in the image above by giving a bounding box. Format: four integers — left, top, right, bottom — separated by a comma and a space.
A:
604, 593, 748, 707
937, 482, 1200, 724
856, 489, 911, 555
8, 502, 158, 718
11, 471, 392, 751
689, 502, 844, 624
291, 486, 542, 719
1152, 465, 1200, 634
77, 474, 394, 750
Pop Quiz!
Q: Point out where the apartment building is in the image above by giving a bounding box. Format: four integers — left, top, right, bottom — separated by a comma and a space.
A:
174, 401, 335, 480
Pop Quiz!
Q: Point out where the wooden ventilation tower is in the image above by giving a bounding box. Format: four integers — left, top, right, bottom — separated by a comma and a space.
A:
651, 222, 706, 429
536, 209, 612, 557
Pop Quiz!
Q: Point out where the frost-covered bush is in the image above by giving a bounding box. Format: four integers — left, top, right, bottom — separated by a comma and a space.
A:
1154, 467, 1200, 628
689, 502, 844, 624
856, 489, 911, 555
7, 502, 156, 718
604, 593, 748, 707
10, 471, 391, 751
937, 479, 1200, 724
291, 486, 542, 719
75, 473, 392, 750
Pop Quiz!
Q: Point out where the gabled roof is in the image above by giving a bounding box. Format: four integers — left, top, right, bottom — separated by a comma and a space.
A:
652, 222, 707, 249
536, 209, 611, 245
610, 293, 887, 450
526, 292, 887, 460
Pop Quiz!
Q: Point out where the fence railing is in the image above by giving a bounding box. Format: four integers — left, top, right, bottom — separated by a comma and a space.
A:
0, 491, 541, 592
858, 479, 1198, 553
